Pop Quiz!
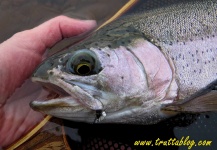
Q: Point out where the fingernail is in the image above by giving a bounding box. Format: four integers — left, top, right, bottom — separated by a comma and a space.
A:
83, 20, 97, 26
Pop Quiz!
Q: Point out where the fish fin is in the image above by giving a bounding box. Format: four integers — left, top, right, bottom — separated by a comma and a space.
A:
162, 90, 217, 113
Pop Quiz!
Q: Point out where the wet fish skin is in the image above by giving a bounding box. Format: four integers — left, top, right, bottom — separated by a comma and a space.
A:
129, 0, 217, 100
30, 0, 217, 124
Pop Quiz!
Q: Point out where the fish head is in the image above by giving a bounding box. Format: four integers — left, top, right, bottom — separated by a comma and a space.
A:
31, 25, 178, 124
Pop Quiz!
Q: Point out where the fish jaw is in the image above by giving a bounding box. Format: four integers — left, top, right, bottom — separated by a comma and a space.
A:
30, 96, 96, 123
31, 67, 108, 122
31, 33, 178, 124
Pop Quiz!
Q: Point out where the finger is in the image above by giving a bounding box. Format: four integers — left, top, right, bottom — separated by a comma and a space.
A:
11, 15, 97, 55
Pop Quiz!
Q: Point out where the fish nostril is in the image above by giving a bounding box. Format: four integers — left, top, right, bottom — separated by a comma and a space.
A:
59, 58, 63, 63
49, 61, 54, 66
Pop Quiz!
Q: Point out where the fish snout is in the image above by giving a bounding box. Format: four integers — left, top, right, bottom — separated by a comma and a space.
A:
32, 59, 56, 80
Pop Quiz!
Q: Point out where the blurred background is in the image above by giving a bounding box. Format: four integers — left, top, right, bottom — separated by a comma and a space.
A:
0, 0, 128, 43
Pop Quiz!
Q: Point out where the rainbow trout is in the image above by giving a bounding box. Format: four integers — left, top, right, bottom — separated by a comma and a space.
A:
30, 0, 217, 124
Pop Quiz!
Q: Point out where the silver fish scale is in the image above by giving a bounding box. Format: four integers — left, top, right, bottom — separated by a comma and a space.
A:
164, 36, 217, 99
131, 0, 217, 43
129, 0, 217, 99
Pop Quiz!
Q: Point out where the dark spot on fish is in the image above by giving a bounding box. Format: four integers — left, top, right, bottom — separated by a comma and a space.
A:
213, 57, 215, 61
55, 127, 60, 132
121, 41, 125, 44
190, 82, 193, 85
208, 60, 211, 63
107, 54, 110, 57
179, 53, 181, 58
205, 61, 207, 64
49, 71, 53, 75
201, 37, 204, 40
186, 64, 189, 67
194, 70, 196, 73
49, 61, 54, 66
191, 54, 194, 57
172, 57, 174, 60
205, 115, 210, 119
199, 69, 202, 73
108, 45, 111, 48
121, 76, 124, 79
99, 48, 102, 51
126, 47, 131, 51
196, 50, 198, 53
182, 56, 185, 60
60, 77, 64, 80
206, 49, 209, 52
106, 34, 110, 37
212, 35, 215, 37
190, 39, 193, 41
197, 59, 199, 63
133, 29, 138, 33
202, 51, 204, 54
169, 41, 173, 45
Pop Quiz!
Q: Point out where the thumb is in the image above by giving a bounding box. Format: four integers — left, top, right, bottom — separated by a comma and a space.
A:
11, 15, 97, 55
0, 16, 96, 105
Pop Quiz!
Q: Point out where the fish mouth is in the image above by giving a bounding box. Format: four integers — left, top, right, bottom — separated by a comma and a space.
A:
30, 75, 103, 122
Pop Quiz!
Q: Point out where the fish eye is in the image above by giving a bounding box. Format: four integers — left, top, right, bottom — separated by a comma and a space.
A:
66, 49, 101, 76
76, 63, 92, 75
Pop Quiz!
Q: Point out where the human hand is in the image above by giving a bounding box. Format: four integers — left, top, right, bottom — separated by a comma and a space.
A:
0, 16, 96, 147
